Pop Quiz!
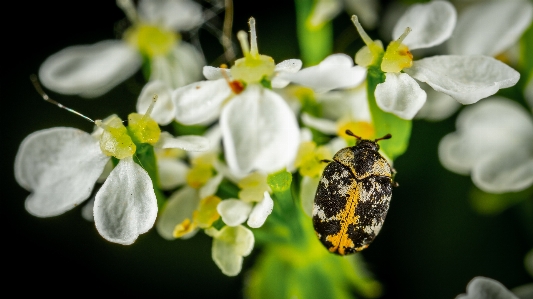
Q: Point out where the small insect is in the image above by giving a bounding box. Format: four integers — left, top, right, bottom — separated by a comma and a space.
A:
312, 130, 397, 255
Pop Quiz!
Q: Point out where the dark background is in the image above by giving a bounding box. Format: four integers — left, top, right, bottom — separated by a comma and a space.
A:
4, 0, 532, 297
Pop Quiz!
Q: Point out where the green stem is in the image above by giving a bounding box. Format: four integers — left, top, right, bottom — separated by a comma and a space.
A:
294, 0, 333, 66
134, 143, 167, 208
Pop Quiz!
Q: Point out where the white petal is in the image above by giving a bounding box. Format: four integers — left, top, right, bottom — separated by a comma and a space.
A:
301, 112, 338, 135
221, 85, 300, 175
203, 66, 231, 80
472, 150, 533, 193
81, 198, 95, 222
15, 127, 109, 217
173, 79, 230, 125
138, 0, 203, 31
456, 276, 518, 299
375, 73, 426, 120
405, 55, 520, 104
156, 186, 200, 240
317, 87, 371, 122
247, 192, 274, 228
199, 173, 224, 199
137, 80, 174, 125
94, 157, 158, 245
150, 42, 205, 89
438, 97, 533, 175
156, 131, 210, 151
212, 225, 254, 276
300, 176, 320, 217
157, 158, 189, 190
38, 40, 141, 98
272, 59, 303, 88
282, 54, 366, 93
415, 82, 461, 121
448, 0, 533, 56
393, 1, 456, 50
217, 199, 253, 227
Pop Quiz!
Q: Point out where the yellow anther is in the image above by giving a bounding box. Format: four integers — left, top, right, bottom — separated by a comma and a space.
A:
294, 141, 331, 178
186, 153, 216, 189
238, 172, 270, 203
96, 116, 136, 159
193, 195, 222, 228
124, 24, 179, 57
381, 27, 413, 73
230, 17, 275, 83
128, 95, 161, 145
173, 218, 197, 238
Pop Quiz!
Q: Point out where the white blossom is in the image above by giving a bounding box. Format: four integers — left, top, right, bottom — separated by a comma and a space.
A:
38, 0, 204, 98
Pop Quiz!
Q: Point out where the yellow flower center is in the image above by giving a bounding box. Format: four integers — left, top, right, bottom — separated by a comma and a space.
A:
186, 153, 216, 189
352, 15, 384, 67
124, 23, 179, 58
337, 120, 375, 143
352, 15, 413, 73
97, 116, 136, 159
173, 218, 196, 238
238, 172, 270, 203
294, 141, 331, 178
230, 17, 275, 84
193, 195, 222, 228
381, 27, 413, 73
95, 95, 161, 159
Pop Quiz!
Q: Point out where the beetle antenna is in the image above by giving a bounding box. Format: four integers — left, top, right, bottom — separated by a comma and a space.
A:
30, 74, 95, 123
374, 134, 392, 142
345, 130, 362, 140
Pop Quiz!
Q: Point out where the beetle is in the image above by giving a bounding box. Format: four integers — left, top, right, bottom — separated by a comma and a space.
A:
312, 130, 397, 255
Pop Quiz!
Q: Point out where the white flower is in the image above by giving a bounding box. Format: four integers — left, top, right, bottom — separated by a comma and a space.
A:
172, 17, 302, 176
217, 171, 274, 228
289, 1, 520, 120
279, 54, 367, 93
447, 0, 533, 58
38, 0, 204, 98
416, 0, 532, 121
15, 99, 209, 244
439, 97, 533, 193
380, 1, 520, 119
455, 276, 519, 299
205, 225, 255, 276
217, 192, 274, 229
156, 125, 224, 240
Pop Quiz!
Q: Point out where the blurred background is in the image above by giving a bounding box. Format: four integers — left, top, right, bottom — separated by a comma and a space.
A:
3, 0, 532, 297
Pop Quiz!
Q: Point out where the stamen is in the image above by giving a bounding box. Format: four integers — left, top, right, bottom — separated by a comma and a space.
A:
30, 74, 94, 123
141, 94, 158, 121
351, 15, 374, 47
248, 17, 258, 56
397, 27, 412, 44
116, 0, 139, 24
237, 30, 250, 57
388, 27, 412, 52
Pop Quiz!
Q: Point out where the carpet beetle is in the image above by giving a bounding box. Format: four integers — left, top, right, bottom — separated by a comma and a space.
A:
312, 130, 397, 255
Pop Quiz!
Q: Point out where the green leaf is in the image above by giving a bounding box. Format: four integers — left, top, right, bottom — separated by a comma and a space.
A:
267, 169, 293, 193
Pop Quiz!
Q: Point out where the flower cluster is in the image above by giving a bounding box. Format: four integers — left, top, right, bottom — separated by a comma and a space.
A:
14, 0, 533, 297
